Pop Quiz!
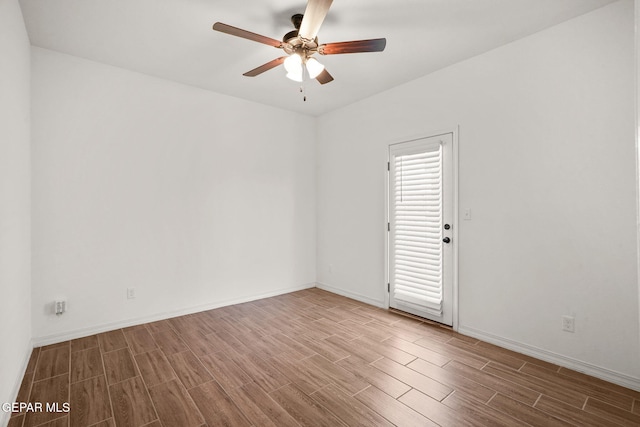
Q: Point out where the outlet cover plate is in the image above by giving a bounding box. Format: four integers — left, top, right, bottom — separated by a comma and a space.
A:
562, 315, 575, 333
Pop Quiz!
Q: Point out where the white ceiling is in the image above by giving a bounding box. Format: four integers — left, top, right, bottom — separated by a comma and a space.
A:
20, 0, 617, 116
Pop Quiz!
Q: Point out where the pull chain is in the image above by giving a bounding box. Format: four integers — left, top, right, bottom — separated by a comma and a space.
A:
299, 62, 307, 102
300, 84, 307, 102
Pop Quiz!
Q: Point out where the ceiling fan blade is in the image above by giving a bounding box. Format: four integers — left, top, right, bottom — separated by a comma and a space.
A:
213, 22, 283, 48
243, 57, 287, 77
319, 38, 387, 55
298, 0, 333, 41
315, 68, 334, 85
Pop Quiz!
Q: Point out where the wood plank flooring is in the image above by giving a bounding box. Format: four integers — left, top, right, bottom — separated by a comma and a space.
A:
8, 288, 640, 427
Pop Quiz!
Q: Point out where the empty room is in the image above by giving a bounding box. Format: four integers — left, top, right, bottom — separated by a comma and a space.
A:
2, 0, 640, 426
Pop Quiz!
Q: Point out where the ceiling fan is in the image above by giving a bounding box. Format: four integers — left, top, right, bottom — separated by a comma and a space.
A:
212, 0, 386, 85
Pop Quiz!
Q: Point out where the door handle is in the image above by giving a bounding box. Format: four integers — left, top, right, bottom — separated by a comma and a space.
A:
443, 237, 451, 244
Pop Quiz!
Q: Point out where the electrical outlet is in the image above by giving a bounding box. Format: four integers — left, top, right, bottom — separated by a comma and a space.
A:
562, 315, 575, 333
127, 288, 136, 299
54, 300, 66, 316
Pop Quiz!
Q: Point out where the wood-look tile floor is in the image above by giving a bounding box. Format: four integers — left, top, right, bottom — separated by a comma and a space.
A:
9, 288, 640, 427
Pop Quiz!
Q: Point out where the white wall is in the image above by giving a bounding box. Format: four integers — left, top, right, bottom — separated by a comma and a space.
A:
31, 48, 316, 342
0, 0, 32, 420
317, 0, 640, 385
636, 0, 640, 359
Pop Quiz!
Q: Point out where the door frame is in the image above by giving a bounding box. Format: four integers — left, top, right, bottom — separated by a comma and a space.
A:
384, 126, 460, 331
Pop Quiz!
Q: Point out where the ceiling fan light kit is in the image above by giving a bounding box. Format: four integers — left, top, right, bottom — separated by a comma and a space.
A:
212, 0, 386, 99
283, 54, 325, 82
284, 53, 303, 81
305, 57, 325, 79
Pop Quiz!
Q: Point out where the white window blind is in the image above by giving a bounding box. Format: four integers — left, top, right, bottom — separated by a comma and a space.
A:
391, 142, 443, 316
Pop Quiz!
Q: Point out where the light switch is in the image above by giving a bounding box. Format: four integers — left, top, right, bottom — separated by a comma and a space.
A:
463, 209, 472, 220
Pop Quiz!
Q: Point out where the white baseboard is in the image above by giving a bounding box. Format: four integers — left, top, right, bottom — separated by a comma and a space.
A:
315, 282, 386, 308
1, 339, 35, 427
30, 283, 640, 393
316, 285, 640, 391
32, 283, 316, 347
458, 325, 640, 392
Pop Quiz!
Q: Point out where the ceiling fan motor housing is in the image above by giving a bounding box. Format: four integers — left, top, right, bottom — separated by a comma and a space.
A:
283, 14, 319, 56
283, 30, 299, 45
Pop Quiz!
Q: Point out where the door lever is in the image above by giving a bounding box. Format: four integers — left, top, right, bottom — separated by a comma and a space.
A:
443, 237, 451, 244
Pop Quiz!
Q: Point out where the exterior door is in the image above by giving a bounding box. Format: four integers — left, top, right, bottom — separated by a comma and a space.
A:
388, 133, 453, 325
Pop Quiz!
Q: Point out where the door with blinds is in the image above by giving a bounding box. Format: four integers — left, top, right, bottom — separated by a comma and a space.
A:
388, 133, 453, 325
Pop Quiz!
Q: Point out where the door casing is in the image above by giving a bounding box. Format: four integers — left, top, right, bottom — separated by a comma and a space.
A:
384, 127, 459, 331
